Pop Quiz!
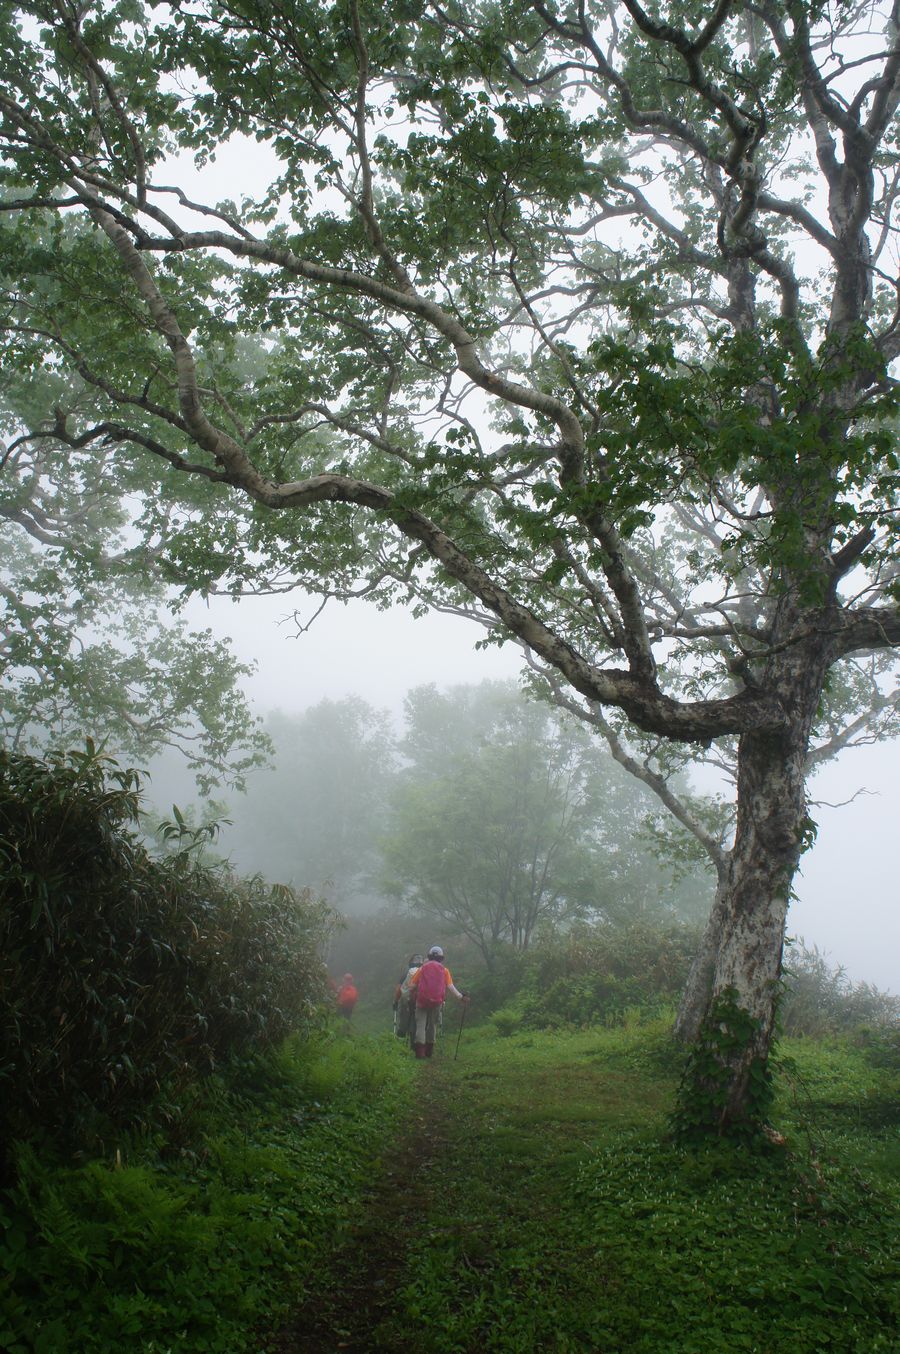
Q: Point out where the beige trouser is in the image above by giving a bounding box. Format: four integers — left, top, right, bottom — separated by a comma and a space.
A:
414, 1005, 441, 1045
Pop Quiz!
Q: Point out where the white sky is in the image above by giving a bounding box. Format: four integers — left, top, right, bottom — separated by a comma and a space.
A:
182, 588, 898, 995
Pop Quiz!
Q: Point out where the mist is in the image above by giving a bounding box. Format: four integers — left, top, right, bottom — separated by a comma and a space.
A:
141, 588, 899, 994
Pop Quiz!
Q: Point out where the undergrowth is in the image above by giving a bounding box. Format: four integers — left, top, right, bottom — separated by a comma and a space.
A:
4, 1020, 898, 1353
0, 1032, 415, 1354
368, 1022, 899, 1353
0, 745, 335, 1154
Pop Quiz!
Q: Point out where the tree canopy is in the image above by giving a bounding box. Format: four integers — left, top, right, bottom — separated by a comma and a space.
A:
2, 0, 899, 1129
222, 696, 396, 908
0, 355, 271, 791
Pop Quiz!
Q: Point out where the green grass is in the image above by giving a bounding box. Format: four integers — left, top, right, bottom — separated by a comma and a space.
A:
0, 1030, 416, 1354
2, 1019, 897, 1353
354, 1021, 899, 1353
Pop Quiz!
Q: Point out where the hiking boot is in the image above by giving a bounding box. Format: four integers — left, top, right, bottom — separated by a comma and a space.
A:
414, 1043, 426, 1059
424, 1043, 434, 1058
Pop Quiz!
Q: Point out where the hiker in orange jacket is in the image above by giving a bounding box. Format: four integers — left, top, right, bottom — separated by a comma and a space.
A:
336, 973, 358, 1019
408, 945, 467, 1059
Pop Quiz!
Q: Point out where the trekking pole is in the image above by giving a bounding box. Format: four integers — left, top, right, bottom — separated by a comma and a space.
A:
454, 998, 468, 1061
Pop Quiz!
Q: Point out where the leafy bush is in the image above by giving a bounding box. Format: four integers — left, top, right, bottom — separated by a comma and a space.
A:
489, 919, 699, 1032
781, 940, 900, 1037
0, 745, 335, 1153
856, 1025, 900, 1072
485, 927, 899, 1041
672, 988, 775, 1144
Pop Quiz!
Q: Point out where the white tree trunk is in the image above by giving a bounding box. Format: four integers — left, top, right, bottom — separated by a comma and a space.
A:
673, 864, 729, 1042
678, 626, 833, 1129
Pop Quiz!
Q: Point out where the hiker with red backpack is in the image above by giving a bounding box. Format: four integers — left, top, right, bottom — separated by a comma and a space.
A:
408, 945, 468, 1059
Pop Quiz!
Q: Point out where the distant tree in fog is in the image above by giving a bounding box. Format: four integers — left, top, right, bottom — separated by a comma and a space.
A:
382, 682, 708, 967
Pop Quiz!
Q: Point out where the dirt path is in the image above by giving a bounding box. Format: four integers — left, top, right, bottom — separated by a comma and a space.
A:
269, 1060, 455, 1353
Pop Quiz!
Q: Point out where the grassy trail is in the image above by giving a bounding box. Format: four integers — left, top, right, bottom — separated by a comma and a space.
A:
271, 1072, 454, 1351
269, 1024, 898, 1354
6, 1020, 894, 1352
272, 1030, 649, 1351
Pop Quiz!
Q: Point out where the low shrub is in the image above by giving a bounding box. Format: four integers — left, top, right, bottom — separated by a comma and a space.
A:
488, 919, 699, 1032
485, 927, 899, 1042
856, 1024, 900, 1071
0, 1033, 415, 1353
780, 940, 900, 1037
0, 745, 336, 1154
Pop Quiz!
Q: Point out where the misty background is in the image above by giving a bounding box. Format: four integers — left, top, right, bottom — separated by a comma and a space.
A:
143, 587, 898, 994
19, 136, 890, 998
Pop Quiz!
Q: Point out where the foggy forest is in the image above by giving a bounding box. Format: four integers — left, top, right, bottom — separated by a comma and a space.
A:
1, 1, 898, 1350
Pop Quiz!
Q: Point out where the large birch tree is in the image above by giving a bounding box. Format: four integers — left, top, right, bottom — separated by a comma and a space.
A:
1, 0, 899, 1130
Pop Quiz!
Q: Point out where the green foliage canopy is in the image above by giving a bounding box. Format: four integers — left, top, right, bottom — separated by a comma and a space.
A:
0, 0, 895, 730
2, 0, 900, 1119
0, 357, 272, 793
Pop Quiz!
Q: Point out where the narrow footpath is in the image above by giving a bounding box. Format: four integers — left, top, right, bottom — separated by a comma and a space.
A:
265, 1030, 668, 1353
270, 1061, 455, 1352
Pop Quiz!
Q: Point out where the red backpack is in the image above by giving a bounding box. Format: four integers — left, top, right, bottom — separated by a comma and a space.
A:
415, 960, 446, 1009
338, 983, 358, 1011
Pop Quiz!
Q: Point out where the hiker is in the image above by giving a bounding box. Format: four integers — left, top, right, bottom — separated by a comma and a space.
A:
394, 953, 423, 1039
408, 945, 468, 1059
336, 973, 358, 1020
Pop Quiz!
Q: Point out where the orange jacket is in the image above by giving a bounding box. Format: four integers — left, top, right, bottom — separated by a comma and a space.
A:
337, 982, 358, 1011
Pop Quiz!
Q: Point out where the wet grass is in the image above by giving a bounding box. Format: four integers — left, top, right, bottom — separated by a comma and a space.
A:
6, 1019, 897, 1352
280, 1019, 899, 1353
